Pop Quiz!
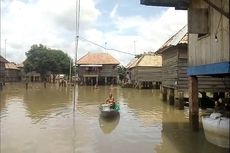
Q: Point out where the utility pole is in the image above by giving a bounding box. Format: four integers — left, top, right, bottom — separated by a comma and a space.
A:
73, 0, 81, 112
105, 42, 107, 53
0, 0, 1, 57
69, 59, 72, 83
134, 40, 136, 55
4, 39, 6, 58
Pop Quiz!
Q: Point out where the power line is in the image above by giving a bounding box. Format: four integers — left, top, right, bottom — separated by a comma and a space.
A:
78, 36, 135, 56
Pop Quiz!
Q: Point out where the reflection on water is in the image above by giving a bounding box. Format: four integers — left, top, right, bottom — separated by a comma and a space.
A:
0, 83, 229, 153
99, 113, 120, 134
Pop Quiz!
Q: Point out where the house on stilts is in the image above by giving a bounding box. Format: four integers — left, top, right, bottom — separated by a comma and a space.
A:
141, 0, 229, 130
126, 53, 162, 89
77, 52, 120, 85
0, 56, 8, 88
155, 25, 188, 108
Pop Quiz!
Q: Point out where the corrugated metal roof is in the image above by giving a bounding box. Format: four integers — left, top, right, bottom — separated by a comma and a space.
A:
80, 64, 102, 67
0, 56, 8, 63
16, 63, 24, 68
126, 58, 138, 68
5, 62, 19, 70
127, 54, 162, 69
158, 25, 188, 53
77, 52, 120, 65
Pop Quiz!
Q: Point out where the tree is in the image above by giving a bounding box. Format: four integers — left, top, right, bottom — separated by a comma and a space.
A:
24, 44, 71, 82
117, 65, 127, 81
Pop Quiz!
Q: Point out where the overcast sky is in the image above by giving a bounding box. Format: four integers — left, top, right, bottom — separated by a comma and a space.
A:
1, 0, 187, 66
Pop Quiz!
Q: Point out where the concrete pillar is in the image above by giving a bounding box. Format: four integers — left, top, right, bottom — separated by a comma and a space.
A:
162, 87, 167, 101
189, 76, 199, 131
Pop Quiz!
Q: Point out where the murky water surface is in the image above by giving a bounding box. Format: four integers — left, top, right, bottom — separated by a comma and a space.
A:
0, 83, 228, 153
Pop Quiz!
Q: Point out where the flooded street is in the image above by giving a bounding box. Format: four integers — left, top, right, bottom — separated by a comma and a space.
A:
0, 83, 228, 153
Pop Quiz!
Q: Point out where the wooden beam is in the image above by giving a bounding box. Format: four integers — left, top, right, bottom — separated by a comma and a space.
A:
189, 76, 199, 131
203, 0, 229, 19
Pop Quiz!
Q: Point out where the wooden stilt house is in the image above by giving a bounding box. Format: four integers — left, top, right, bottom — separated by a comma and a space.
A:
5, 62, 21, 82
0, 56, 8, 86
77, 52, 120, 85
126, 54, 162, 89
141, 0, 230, 130
156, 25, 188, 104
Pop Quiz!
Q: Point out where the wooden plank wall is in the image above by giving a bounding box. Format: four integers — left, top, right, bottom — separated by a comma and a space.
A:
5, 69, 20, 82
162, 45, 229, 92
0, 63, 5, 82
188, 0, 229, 67
177, 47, 188, 90
100, 65, 118, 77
198, 76, 230, 92
78, 65, 118, 77
137, 67, 162, 82
129, 66, 161, 82
162, 48, 178, 89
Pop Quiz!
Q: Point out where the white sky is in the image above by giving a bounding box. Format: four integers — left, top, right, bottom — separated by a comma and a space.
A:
1, 0, 187, 66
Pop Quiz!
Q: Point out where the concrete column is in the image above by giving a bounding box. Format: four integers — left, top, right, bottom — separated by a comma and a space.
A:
189, 76, 199, 131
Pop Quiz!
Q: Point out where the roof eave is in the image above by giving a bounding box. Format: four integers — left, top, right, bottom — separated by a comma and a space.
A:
156, 43, 187, 54
140, 0, 190, 10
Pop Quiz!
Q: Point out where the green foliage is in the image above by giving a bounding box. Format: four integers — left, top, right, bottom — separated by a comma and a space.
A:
117, 65, 126, 81
24, 44, 71, 77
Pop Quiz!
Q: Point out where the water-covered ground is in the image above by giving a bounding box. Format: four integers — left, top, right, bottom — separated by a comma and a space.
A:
0, 83, 228, 153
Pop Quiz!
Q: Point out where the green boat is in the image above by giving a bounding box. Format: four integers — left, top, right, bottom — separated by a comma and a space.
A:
99, 103, 120, 118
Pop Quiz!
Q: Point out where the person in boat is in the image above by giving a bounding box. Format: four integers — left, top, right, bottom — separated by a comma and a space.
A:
106, 93, 115, 109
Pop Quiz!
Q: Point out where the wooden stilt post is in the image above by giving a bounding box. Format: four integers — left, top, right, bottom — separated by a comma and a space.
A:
162, 87, 167, 101
83, 77, 86, 85
0, 82, 3, 90
96, 76, 98, 85
175, 91, 184, 109
169, 88, 174, 105
213, 92, 219, 101
105, 77, 107, 85
189, 76, 199, 131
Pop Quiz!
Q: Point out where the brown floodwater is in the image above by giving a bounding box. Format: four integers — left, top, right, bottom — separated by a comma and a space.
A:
0, 83, 229, 153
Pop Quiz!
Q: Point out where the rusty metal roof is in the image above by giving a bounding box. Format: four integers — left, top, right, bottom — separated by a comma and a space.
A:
77, 52, 120, 65
157, 25, 187, 53
126, 58, 138, 69
16, 63, 24, 68
5, 62, 19, 70
127, 54, 162, 69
